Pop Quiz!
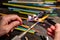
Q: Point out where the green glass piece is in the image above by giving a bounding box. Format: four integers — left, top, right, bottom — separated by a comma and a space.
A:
15, 26, 35, 34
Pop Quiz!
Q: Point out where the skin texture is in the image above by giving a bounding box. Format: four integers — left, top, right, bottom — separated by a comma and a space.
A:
0, 15, 22, 36
47, 23, 60, 40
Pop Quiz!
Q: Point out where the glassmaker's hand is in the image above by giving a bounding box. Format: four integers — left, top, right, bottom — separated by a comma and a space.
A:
47, 23, 60, 40
0, 15, 22, 36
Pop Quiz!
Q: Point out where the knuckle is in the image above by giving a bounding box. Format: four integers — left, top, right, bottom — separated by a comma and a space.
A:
10, 21, 20, 26
2, 16, 7, 20
14, 15, 19, 17
2, 16, 5, 20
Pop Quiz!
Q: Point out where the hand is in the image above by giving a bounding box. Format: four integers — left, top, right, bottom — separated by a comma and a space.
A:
47, 25, 56, 38
0, 15, 22, 36
47, 23, 60, 40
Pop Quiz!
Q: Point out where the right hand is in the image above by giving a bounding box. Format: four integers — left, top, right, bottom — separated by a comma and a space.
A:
47, 23, 60, 40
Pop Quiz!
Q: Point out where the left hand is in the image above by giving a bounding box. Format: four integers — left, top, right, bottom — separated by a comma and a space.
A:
0, 15, 22, 36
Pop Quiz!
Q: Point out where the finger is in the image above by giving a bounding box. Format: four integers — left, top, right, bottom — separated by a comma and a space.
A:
10, 26, 18, 32
2, 15, 22, 25
47, 32, 52, 36
8, 15, 22, 25
50, 25, 56, 31
47, 28, 52, 33
6, 34, 10, 37
7, 21, 20, 31
47, 32, 54, 38
11, 29, 14, 32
